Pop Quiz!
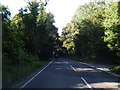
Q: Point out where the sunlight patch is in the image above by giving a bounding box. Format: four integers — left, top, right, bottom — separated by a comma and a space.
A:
90, 82, 119, 88
71, 83, 88, 88
75, 68, 101, 72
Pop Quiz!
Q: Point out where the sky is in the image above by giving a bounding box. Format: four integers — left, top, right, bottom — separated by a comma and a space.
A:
1, 0, 90, 34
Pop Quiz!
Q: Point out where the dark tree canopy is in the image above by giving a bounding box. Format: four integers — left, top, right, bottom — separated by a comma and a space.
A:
2, 0, 58, 64
60, 1, 120, 64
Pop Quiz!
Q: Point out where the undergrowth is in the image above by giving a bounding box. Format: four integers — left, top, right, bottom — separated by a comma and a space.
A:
2, 57, 48, 88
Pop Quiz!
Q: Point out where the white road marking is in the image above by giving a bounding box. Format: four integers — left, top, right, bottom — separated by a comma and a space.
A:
63, 60, 93, 90
63, 60, 76, 72
21, 60, 53, 88
81, 77, 93, 90
65, 61, 76, 72
66, 61, 69, 65
79, 62, 119, 77
69, 65, 76, 72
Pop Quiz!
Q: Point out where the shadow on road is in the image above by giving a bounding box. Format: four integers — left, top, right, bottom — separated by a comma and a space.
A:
45, 58, 120, 89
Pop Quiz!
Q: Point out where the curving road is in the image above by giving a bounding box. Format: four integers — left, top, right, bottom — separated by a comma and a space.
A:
17, 58, 120, 89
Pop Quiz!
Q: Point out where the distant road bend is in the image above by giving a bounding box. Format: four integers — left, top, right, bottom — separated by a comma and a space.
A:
17, 58, 120, 89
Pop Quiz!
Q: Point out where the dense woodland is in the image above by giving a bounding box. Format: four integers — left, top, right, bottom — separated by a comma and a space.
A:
2, 0, 60, 87
60, 1, 120, 65
1, 0, 120, 87
2, 1, 59, 65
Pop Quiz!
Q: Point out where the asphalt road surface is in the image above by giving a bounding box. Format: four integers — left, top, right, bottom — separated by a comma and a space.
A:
17, 58, 120, 89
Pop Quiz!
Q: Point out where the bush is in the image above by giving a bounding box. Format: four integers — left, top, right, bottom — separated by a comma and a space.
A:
110, 65, 120, 75
2, 58, 47, 88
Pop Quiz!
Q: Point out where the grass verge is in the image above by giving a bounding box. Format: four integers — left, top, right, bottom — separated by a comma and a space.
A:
110, 65, 120, 75
2, 60, 48, 88
67, 56, 115, 65
67, 56, 120, 75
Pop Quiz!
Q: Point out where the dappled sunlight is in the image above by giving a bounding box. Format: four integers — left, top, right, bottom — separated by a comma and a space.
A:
72, 83, 88, 88
97, 67, 110, 71
55, 68, 61, 70
2, 0, 120, 88
54, 67, 72, 71
90, 82, 119, 88
54, 62, 66, 64
75, 68, 101, 72
72, 82, 119, 88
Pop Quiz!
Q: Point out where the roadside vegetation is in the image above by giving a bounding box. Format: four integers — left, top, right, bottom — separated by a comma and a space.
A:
110, 65, 120, 75
2, 0, 60, 88
2, 0, 120, 87
60, 1, 120, 75
3, 59, 48, 88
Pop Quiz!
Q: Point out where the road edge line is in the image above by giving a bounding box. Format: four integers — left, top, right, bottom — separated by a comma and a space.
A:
20, 60, 53, 88
79, 62, 120, 77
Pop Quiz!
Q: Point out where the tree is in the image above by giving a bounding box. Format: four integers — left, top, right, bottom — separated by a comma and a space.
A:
61, 1, 107, 57
2, 5, 26, 64
2, 0, 58, 63
103, 1, 120, 57
60, 0, 120, 64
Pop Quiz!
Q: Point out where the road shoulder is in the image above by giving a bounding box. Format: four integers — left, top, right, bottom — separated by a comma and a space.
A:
78, 61, 120, 77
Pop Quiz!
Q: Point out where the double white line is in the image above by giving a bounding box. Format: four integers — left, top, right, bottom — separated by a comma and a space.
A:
64, 60, 93, 90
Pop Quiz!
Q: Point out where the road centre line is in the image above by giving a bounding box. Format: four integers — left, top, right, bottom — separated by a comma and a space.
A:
64, 60, 76, 72
63, 60, 76, 72
64, 60, 93, 90
65, 61, 69, 65
81, 77, 93, 90
21, 60, 53, 88
69, 65, 76, 72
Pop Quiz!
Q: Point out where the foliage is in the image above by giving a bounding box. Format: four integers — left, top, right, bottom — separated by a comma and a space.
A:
103, 1, 120, 57
2, 5, 26, 64
60, 22, 78, 55
3, 60, 47, 88
2, 0, 58, 64
110, 65, 120, 75
2, 0, 58, 87
2, 0, 120, 87
60, 1, 120, 64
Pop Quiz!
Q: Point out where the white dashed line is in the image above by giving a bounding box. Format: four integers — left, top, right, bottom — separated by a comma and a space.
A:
81, 77, 93, 90
21, 60, 53, 88
69, 65, 76, 72
66, 61, 69, 65
63, 60, 93, 90
63, 60, 76, 71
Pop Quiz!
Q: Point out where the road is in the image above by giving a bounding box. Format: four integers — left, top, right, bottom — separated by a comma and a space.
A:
17, 58, 120, 89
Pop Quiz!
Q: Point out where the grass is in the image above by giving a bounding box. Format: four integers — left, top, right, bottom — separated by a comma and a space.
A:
2, 60, 48, 88
110, 65, 120, 75
68, 56, 115, 65
68, 56, 120, 75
